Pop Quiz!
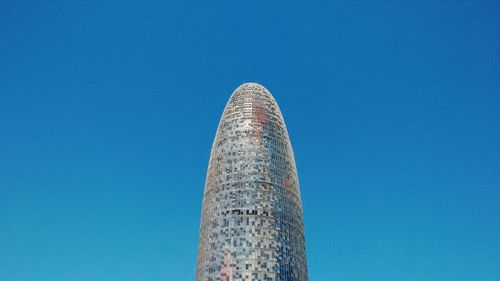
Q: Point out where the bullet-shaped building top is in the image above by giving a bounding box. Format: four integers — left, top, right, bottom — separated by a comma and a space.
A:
196, 83, 308, 281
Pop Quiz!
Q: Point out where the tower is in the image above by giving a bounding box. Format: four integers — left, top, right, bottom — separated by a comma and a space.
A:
196, 83, 308, 281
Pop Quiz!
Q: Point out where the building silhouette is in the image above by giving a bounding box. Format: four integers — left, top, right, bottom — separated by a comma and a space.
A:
196, 83, 308, 281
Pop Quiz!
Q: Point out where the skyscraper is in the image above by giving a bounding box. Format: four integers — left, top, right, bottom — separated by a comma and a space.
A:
196, 83, 308, 281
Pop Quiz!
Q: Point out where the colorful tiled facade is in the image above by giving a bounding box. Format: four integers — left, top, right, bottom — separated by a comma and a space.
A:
196, 83, 308, 281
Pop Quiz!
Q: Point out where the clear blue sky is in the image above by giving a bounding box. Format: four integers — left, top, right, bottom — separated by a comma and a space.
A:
1, 2, 499, 281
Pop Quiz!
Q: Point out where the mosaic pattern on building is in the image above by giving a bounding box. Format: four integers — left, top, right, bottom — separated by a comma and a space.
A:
196, 83, 308, 281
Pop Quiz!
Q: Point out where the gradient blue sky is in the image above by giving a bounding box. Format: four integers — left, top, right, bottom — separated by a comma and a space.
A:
1, 2, 499, 281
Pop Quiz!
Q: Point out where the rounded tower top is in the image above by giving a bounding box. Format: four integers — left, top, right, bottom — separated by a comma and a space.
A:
230, 82, 275, 99
207, 82, 300, 197
236, 81, 267, 89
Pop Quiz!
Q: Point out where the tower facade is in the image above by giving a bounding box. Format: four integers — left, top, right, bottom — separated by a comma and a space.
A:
196, 83, 308, 281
